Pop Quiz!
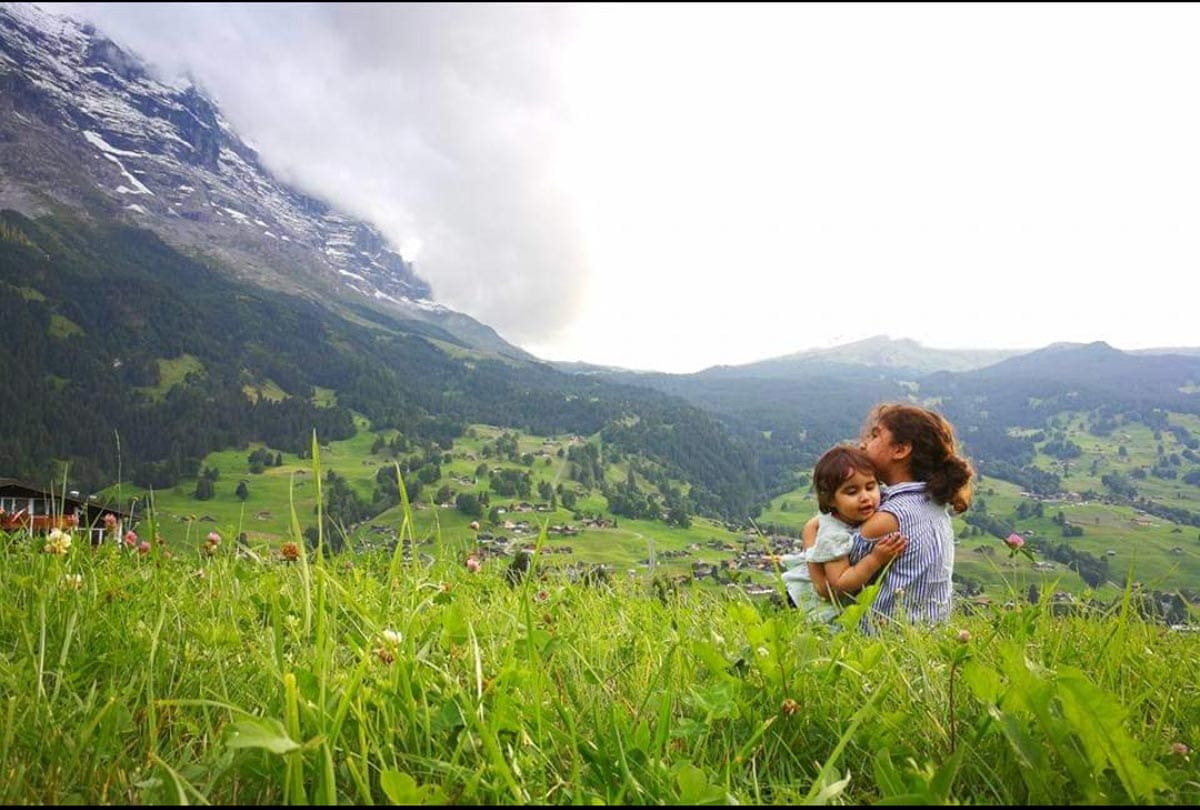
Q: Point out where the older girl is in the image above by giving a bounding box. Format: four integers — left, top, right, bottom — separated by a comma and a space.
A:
820, 403, 974, 628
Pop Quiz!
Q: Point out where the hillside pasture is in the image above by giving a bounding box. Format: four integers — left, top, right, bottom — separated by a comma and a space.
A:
97, 409, 1200, 605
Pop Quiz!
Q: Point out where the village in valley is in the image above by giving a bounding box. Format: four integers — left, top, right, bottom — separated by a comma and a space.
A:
4, 409, 1200, 626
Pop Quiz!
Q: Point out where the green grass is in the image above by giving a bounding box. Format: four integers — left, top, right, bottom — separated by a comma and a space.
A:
1, 473, 1196, 805
131, 354, 207, 402
48, 313, 83, 338
97, 411, 1200, 605
98, 422, 751, 576
311, 387, 338, 408
243, 377, 288, 403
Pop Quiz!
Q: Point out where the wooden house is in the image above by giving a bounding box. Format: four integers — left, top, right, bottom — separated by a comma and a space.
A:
0, 478, 131, 545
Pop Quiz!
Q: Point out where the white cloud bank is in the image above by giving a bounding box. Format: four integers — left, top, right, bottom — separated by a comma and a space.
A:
45, 3, 1200, 372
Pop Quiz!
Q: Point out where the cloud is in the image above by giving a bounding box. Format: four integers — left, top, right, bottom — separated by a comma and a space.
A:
37, 4, 1200, 372
46, 2, 589, 348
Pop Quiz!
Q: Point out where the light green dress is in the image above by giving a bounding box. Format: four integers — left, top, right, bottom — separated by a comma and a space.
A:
780, 513, 856, 623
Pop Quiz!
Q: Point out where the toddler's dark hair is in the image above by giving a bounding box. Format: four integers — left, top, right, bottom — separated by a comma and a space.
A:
813, 445, 880, 515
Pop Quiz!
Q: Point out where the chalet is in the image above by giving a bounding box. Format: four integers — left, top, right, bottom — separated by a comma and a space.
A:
0, 478, 131, 545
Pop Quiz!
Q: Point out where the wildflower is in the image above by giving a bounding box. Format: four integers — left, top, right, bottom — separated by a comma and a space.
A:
1005, 533, 1025, 550
137, 540, 151, 555
43, 528, 72, 556
781, 698, 800, 716
280, 541, 301, 562
195, 568, 206, 580
207, 531, 221, 546
535, 589, 549, 603
374, 628, 402, 664
957, 629, 972, 644
1172, 742, 1190, 756
63, 573, 84, 590
103, 513, 118, 531
123, 530, 137, 548
466, 556, 481, 573
469, 521, 480, 531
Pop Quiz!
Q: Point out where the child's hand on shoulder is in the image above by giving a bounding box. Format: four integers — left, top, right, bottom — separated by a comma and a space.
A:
870, 531, 907, 561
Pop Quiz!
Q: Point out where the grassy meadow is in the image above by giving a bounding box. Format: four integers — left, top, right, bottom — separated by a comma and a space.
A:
2, 480, 1197, 805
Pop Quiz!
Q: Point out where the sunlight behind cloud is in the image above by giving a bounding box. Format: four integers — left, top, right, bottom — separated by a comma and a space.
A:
545, 3, 1200, 371
44, 2, 1200, 372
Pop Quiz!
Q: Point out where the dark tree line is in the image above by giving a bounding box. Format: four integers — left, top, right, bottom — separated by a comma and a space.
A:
0, 211, 783, 520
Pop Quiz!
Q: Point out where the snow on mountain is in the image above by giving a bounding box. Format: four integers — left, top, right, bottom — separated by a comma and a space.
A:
0, 3, 531, 353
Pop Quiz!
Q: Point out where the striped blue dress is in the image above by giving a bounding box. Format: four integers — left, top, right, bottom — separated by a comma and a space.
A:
848, 481, 955, 629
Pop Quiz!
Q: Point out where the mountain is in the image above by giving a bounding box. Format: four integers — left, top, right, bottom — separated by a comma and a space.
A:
694, 335, 1024, 378
1129, 346, 1200, 358
0, 207, 770, 519
0, 3, 775, 520
928, 341, 1200, 408
0, 2, 530, 360
5, 3, 1200, 532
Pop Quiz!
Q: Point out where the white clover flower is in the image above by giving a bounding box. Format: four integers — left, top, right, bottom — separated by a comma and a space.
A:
380, 629, 403, 647
43, 528, 73, 556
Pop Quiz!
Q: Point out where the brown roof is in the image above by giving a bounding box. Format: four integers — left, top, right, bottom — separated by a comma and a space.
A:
0, 478, 131, 517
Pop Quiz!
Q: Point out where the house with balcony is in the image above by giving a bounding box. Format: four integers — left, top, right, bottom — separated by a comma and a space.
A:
0, 478, 131, 545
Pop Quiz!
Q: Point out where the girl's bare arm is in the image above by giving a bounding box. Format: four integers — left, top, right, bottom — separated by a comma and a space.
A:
800, 516, 831, 599
856, 509, 900, 539
820, 532, 904, 595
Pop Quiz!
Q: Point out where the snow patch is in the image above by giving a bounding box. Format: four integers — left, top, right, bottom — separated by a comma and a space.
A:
409, 297, 448, 313
102, 153, 153, 195
83, 130, 142, 157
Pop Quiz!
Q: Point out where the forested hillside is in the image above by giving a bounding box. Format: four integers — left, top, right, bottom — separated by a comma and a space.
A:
0, 210, 765, 521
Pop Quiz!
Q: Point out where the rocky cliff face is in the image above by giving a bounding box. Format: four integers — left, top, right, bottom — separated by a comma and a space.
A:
0, 3, 530, 358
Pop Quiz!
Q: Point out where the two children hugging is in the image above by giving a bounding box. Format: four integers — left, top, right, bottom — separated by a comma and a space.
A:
776, 445, 904, 621
778, 403, 975, 626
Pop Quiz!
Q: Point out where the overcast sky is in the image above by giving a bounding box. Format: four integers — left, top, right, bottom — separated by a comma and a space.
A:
43, 3, 1200, 372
